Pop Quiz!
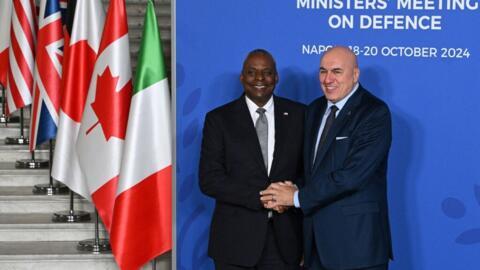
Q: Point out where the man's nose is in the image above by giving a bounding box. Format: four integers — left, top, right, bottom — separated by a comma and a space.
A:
255, 72, 265, 81
323, 72, 334, 83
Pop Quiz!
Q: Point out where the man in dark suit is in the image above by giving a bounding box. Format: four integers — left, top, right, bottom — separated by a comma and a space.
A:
199, 49, 305, 270
261, 46, 393, 270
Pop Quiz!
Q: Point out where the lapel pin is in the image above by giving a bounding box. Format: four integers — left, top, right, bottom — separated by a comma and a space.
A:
283, 112, 289, 116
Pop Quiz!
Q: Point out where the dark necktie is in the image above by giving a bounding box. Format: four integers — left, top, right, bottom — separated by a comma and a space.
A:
319, 105, 338, 146
255, 108, 268, 170
314, 105, 338, 163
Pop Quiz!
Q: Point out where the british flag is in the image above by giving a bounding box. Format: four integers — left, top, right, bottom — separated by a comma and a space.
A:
29, 0, 64, 150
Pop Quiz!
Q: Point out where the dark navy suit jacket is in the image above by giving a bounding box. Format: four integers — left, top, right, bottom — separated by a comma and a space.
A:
199, 95, 305, 267
300, 85, 393, 269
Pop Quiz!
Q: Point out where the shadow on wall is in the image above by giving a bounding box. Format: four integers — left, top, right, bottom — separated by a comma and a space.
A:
363, 66, 425, 270
177, 72, 243, 270
277, 67, 321, 104
207, 72, 244, 111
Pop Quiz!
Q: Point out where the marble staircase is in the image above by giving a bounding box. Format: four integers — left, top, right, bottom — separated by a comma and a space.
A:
0, 0, 172, 269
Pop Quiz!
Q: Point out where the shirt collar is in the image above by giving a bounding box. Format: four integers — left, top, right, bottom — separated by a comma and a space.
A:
245, 95, 274, 114
327, 82, 359, 111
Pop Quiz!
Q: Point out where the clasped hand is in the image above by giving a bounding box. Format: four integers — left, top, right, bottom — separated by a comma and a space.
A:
260, 181, 297, 213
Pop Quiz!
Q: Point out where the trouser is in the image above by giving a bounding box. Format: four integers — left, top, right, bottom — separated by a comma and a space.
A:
215, 221, 300, 270
308, 240, 388, 270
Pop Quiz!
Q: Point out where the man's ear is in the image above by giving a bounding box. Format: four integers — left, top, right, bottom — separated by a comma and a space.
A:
353, 67, 360, 83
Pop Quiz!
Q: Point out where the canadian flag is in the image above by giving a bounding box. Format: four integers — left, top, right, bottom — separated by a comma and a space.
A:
0, 0, 12, 87
52, 0, 105, 199
76, 0, 132, 231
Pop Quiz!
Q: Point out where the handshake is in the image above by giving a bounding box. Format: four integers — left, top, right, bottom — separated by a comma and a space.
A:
259, 181, 298, 213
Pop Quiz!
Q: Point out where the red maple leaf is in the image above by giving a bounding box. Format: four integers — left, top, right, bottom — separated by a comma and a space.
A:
87, 67, 132, 141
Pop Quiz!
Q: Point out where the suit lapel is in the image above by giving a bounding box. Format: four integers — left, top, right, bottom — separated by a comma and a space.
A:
270, 97, 287, 175
232, 97, 268, 175
312, 88, 364, 172
307, 100, 327, 173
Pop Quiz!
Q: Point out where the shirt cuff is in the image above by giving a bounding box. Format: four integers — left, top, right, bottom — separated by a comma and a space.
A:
293, 190, 300, 208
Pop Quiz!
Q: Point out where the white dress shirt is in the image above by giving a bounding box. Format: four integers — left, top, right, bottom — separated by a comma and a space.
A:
245, 96, 275, 176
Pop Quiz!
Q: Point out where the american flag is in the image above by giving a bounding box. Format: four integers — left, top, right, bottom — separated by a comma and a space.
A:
29, 0, 64, 150
5, 0, 37, 114
0, 1, 12, 88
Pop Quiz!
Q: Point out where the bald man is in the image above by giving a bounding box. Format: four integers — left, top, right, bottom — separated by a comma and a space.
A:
261, 47, 393, 270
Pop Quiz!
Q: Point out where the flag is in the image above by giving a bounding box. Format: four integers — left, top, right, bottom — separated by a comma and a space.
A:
0, 1, 13, 87
110, 0, 172, 269
51, 0, 105, 199
59, 0, 68, 25
5, 0, 37, 114
59, 0, 67, 10
29, 0, 64, 150
76, 0, 132, 231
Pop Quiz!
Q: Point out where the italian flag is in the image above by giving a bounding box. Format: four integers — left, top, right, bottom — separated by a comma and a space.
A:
110, 0, 172, 269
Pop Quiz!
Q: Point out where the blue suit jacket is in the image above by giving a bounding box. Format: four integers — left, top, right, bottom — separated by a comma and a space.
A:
300, 85, 393, 269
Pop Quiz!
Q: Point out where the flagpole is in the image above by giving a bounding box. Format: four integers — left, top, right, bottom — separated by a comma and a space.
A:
10, 107, 51, 170
4, 108, 28, 145
52, 189, 91, 222
31, 140, 68, 194
0, 84, 20, 125
77, 209, 111, 254
0, 84, 7, 124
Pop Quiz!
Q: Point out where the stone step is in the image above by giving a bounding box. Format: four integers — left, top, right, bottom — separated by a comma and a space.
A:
0, 126, 29, 140
0, 148, 50, 163
125, 1, 170, 17
128, 15, 171, 30
0, 123, 30, 131
0, 241, 171, 270
129, 33, 171, 49
0, 0, 172, 267
0, 186, 94, 214
0, 139, 48, 150
0, 162, 49, 187
0, 213, 107, 242
0, 106, 31, 119
128, 24, 171, 40
101, 0, 171, 27
105, 0, 171, 4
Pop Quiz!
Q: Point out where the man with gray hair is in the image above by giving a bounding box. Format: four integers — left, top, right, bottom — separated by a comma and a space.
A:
261, 46, 393, 270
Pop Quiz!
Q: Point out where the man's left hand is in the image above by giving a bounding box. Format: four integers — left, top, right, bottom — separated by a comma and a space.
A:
260, 182, 297, 208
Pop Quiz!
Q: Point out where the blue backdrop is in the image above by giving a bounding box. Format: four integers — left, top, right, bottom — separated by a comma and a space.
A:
176, 1, 480, 269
